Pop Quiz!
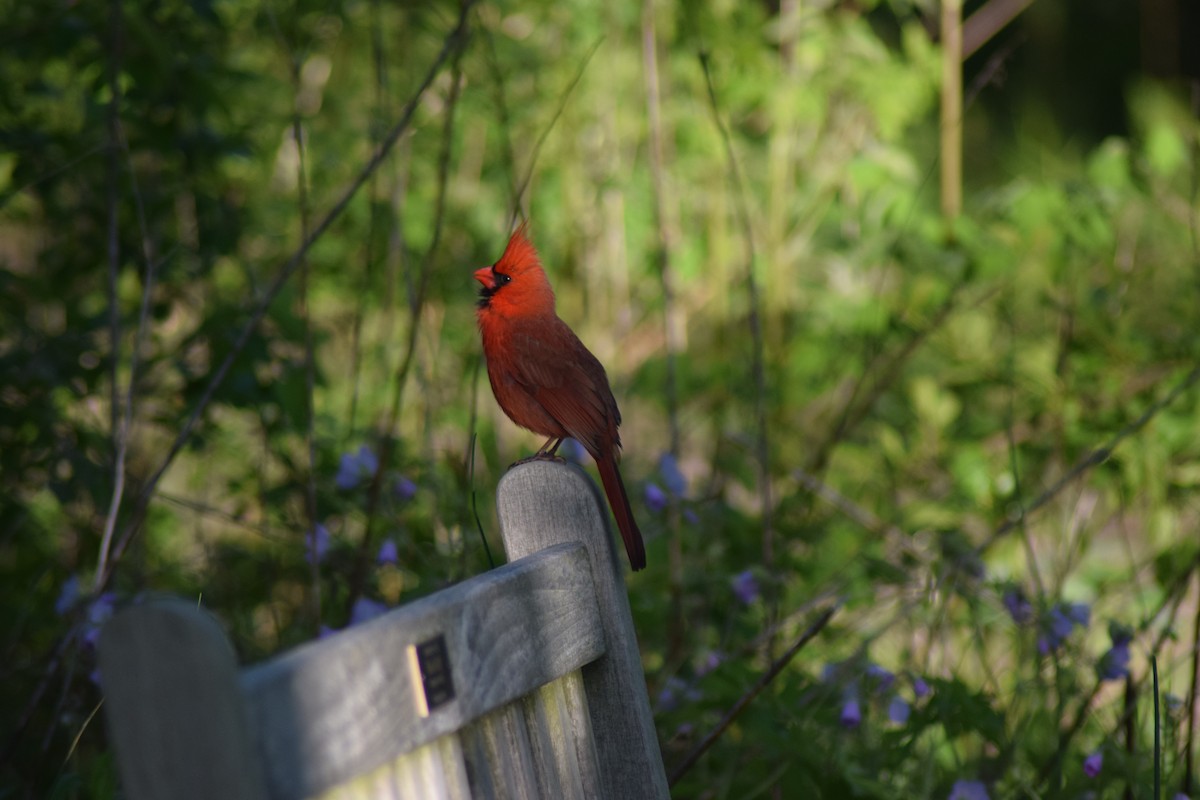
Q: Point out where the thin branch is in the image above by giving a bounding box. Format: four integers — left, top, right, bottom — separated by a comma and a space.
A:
283, 30, 322, 632
96, 0, 123, 592
510, 36, 602, 216
962, 0, 1035, 60
940, 0, 962, 219
642, 0, 686, 663
482, 28, 521, 214
346, 0, 392, 439
1005, 305, 1045, 598
1183, 571, 1200, 795
979, 359, 1200, 554
0, 628, 78, 768
343, 46, 467, 621
697, 49, 774, 574
97, 0, 477, 591
667, 603, 838, 786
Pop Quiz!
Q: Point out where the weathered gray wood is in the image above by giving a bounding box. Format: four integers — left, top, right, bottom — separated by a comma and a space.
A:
463, 702, 539, 799
520, 670, 599, 798
496, 461, 670, 799
322, 735, 470, 800
98, 597, 269, 800
239, 541, 605, 800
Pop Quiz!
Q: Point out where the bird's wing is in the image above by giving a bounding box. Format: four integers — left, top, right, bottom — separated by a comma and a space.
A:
505, 319, 620, 455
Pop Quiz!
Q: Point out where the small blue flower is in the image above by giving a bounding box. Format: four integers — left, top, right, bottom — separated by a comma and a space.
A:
948, 780, 989, 800
1083, 751, 1103, 778
349, 597, 388, 626
887, 694, 911, 724
377, 539, 398, 565
697, 651, 723, 676
336, 445, 379, 490
561, 438, 589, 464
658, 453, 687, 497
731, 570, 759, 605
1097, 641, 1130, 682
307, 524, 331, 565
82, 593, 117, 649
865, 663, 895, 693
840, 696, 861, 728
1040, 602, 1088, 653
657, 676, 700, 712
1065, 602, 1091, 628
55, 574, 81, 616
1048, 608, 1075, 640
644, 483, 667, 513
912, 676, 931, 698
1002, 586, 1033, 624
682, 508, 699, 525
392, 476, 417, 501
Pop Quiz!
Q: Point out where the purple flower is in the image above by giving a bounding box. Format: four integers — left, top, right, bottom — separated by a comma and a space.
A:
731, 570, 759, 605
698, 651, 723, 676
1098, 641, 1130, 681
912, 676, 931, 698
336, 445, 379, 490
392, 476, 417, 501
948, 780, 989, 800
376, 539, 398, 565
658, 453, 687, 497
1040, 602, 1089, 653
561, 438, 589, 464
1065, 602, 1091, 628
644, 483, 667, 513
682, 508, 699, 525
1172, 794, 1191, 800
1083, 751, 1103, 778
81, 593, 117, 649
1002, 587, 1033, 624
887, 695, 910, 724
1048, 608, 1075, 640
55, 574, 81, 616
840, 696, 861, 728
307, 524, 331, 565
865, 663, 895, 693
657, 676, 700, 712
349, 597, 388, 626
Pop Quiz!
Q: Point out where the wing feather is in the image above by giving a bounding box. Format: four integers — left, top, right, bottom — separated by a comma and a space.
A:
505, 318, 620, 456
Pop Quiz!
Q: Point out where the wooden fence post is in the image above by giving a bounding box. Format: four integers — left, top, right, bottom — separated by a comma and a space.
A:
98, 597, 269, 800
496, 460, 670, 799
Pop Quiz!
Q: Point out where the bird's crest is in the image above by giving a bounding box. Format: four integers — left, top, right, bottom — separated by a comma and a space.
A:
495, 222, 541, 277
477, 221, 555, 315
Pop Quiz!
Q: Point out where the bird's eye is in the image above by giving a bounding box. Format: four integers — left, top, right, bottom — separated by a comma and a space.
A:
495, 270, 511, 286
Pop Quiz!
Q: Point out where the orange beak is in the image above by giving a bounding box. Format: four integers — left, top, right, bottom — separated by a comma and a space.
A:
473, 266, 496, 289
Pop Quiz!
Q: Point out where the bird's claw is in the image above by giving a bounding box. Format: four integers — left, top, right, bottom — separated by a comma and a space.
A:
511, 452, 566, 467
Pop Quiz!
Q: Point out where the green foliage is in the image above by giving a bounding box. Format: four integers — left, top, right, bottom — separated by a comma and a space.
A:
2, 0, 1199, 797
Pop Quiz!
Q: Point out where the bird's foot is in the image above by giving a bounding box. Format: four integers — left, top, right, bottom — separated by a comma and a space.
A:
511, 452, 566, 467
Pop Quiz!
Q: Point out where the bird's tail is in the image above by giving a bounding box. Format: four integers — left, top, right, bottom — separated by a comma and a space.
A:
596, 452, 646, 571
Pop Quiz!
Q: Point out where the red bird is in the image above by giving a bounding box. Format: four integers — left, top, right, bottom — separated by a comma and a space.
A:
475, 224, 646, 571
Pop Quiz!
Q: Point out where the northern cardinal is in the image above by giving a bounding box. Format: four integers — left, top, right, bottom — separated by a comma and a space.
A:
475, 224, 646, 571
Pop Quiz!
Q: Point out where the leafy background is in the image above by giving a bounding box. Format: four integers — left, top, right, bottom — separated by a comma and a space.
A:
2, 0, 1198, 798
